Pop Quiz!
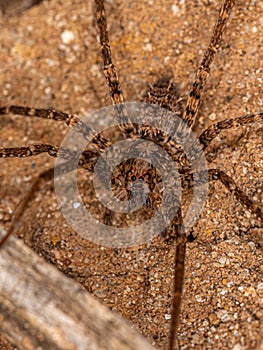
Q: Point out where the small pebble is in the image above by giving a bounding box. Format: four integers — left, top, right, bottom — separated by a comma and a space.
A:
171, 4, 180, 15
61, 30, 75, 44
216, 309, 230, 322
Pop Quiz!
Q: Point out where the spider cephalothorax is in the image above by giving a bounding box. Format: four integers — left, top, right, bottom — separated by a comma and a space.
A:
111, 158, 163, 214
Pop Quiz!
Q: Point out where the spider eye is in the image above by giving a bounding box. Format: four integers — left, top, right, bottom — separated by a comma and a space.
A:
139, 176, 144, 181
131, 175, 137, 181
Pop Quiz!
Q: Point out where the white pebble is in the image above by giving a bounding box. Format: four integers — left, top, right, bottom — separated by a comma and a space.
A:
144, 43, 152, 52
73, 202, 81, 209
209, 112, 216, 121
44, 87, 51, 95
61, 30, 75, 44
248, 241, 255, 250
219, 256, 226, 265
216, 309, 230, 322
232, 344, 243, 350
195, 295, 204, 303
172, 4, 180, 15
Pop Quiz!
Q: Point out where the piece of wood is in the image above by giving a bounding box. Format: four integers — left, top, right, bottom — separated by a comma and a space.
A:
0, 235, 156, 350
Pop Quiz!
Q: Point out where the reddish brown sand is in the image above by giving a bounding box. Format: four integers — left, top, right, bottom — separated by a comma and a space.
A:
0, 1, 262, 349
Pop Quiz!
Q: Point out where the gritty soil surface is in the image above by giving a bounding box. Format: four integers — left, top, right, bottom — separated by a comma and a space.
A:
0, 0, 262, 349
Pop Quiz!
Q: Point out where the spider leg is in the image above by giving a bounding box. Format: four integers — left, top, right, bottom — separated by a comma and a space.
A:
94, 0, 135, 135
199, 112, 263, 149
0, 144, 99, 172
168, 209, 187, 350
167, 161, 261, 349
168, 165, 262, 346
209, 169, 262, 220
182, 0, 235, 128
0, 161, 73, 248
182, 169, 262, 220
0, 106, 111, 152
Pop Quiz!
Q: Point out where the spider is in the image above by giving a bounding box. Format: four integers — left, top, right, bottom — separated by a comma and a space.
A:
0, 0, 262, 349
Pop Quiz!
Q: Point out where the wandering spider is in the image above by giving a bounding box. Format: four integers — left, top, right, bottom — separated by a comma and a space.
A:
0, 0, 262, 349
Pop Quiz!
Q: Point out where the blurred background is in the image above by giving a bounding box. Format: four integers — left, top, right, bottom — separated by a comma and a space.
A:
0, 0, 42, 15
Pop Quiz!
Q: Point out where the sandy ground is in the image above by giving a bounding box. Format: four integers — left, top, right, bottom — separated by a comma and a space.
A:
0, 0, 262, 349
